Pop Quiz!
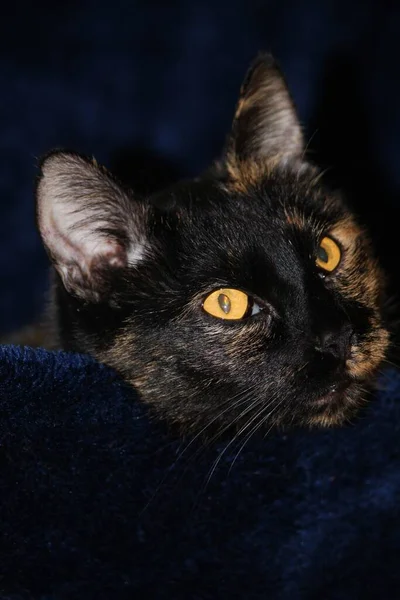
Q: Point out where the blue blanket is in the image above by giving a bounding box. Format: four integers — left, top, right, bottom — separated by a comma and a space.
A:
1, 2, 400, 597
1, 344, 399, 599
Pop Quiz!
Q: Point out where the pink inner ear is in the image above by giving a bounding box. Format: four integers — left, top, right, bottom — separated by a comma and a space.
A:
39, 204, 129, 303
42, 209, 127, 276
50, 231, 128, 301
90, 242, 127, 271
37, 152, 148, 300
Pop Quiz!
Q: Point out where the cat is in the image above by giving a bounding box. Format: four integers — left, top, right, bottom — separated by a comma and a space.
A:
32, 53, 390, 435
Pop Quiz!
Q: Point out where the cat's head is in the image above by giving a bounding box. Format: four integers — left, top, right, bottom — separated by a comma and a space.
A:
36, 54, 390, 434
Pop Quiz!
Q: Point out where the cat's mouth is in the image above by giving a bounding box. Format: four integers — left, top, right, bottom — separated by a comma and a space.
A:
313, 380, 351, 407
308, 379, 364, 426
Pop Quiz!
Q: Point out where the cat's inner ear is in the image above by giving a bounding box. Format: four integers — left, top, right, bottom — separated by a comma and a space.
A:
224, 53, 304, 178
37, 152, 148, 302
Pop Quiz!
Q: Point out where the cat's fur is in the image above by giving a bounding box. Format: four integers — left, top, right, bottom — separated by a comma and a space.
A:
35, 54, 390, 434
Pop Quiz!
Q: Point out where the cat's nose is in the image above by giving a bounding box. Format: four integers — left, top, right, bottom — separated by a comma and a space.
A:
314, 324, 354, 362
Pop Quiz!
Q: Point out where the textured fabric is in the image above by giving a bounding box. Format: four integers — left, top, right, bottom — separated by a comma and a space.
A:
0, 344, 399, 599
1, 2, 400, 597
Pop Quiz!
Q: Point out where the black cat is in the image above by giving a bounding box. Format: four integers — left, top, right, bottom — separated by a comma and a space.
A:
34, 54, 390, 434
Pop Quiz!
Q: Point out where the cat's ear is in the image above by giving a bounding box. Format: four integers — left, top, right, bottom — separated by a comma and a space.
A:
223, 53, 304, 178
36, 151, 149, 303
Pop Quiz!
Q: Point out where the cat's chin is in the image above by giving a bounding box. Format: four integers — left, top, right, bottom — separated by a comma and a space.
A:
306, 380, 366, 427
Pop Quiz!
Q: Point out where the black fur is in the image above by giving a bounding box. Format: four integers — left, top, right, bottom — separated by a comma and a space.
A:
35, 55, 390, 435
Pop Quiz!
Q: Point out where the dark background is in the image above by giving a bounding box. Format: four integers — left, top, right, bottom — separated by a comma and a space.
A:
1, 0, 399, 335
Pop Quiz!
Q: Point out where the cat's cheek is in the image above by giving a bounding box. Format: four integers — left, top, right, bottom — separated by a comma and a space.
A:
346, 327, 390, 379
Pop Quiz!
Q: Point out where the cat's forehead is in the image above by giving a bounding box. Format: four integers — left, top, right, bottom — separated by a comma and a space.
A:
159, 168, 347, 239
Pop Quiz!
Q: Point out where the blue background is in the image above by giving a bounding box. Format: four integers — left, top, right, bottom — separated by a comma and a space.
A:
1, 0, 399, 333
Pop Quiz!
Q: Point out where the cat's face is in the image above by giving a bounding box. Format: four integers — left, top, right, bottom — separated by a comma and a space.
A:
36, 54, 390, 434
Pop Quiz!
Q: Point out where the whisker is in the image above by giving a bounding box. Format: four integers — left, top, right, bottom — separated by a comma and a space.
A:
222, 369, 306, 474
203, 387, 286, 487
227, 393, 288, 475
139, 385, 259, 514
301, 128, 319, 162
179, 381, 261, 456
140, 387, 264, 512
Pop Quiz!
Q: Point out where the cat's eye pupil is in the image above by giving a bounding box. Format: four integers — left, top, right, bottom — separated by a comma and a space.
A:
218, 293, 231, 314
317, 246, 328, 263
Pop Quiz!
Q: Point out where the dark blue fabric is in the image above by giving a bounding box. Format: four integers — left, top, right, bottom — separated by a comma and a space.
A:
1, 344, 399, 599
1, 3, 400, 597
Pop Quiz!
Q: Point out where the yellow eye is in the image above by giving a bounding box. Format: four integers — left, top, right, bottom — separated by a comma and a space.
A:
203, 288, 250, 320
316, 236, 341, 272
